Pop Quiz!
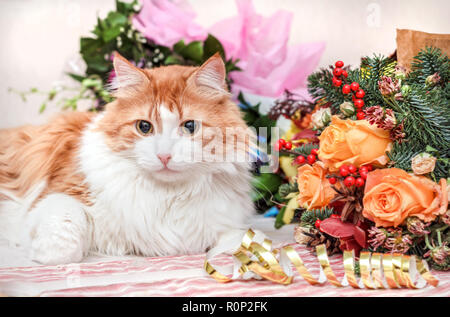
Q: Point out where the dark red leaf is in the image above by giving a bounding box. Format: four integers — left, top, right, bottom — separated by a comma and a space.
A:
353, 226, 368, 248
319, 218, 355, 238
291, 129, 319, 142
339, 237, 362, 256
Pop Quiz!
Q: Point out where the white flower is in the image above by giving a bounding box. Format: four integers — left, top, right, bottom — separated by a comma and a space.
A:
339, 101, 355, 116
411, 153, 437, 175
311, 108, 331, 129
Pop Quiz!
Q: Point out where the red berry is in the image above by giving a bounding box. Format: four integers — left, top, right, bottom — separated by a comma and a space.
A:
333, 67, 343, 77
284, 141, 292, 150
354, 99, 364, 108
332, 77, 342, 87
344, 176, 356, 187
356, 111, 365, 120
295, 155, 306, 164
335, 61, 344, 68
307, 154, 316, 165
342, 84, 351, 94
278, 139, 286, 147
360, 170, 368, 180
359, 166, 368, 173
330, 214, 340, 219
348, 164, 357, 174
315, 219, 322, 229
311, 148, 319, 156
350, 82, 360, 91
339, 165, 349, 177
355, 177, 365, 187
355, 89, 365, 98
342, 70, 348, 78
274, 141, 282, 151
366, 164, 373, 171
328, 177, 337, 185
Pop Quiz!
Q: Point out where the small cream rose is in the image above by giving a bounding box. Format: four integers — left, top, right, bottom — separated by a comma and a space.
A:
339, 101, 355, 116
311, 108, 331, 129
411, 153, 437, 175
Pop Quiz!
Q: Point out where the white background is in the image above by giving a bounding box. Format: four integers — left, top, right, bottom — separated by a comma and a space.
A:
1, 0, 449, 128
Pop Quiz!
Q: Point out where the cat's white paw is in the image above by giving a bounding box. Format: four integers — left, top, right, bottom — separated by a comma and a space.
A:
25, 193, 90, 265
30, 218, 85, 265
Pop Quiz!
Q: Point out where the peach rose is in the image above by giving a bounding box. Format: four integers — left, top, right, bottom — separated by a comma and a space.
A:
363, 168, 448, 227
318, 116, 392, 171
297, 162, 336, 209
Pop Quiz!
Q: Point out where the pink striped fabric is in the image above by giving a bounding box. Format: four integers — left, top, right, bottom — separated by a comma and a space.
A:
0, 244, 448, 297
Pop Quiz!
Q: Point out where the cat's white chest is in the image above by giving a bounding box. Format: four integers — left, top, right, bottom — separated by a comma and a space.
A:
79, 126, 253, 257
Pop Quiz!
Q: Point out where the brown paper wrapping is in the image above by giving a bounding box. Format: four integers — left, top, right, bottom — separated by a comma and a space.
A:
396, 29, 450, 71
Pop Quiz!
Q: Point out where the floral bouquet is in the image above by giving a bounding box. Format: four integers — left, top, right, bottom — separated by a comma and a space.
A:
270, 47, 449, 270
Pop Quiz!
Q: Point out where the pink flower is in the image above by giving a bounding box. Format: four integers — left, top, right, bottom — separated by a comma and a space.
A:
378, 76, 400, 96
368, 226, 387, 250
209, 0, 325, 99
132, 0, 207, 47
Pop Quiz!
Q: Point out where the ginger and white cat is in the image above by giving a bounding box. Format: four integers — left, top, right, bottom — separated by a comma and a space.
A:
0, 53, 254, 264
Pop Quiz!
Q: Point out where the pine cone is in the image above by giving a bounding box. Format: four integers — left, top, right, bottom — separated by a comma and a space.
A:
294, 226, 341, 255
329, 178, 364, 224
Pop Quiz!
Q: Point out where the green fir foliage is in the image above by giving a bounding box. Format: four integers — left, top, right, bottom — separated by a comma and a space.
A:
300, 207, 335, 226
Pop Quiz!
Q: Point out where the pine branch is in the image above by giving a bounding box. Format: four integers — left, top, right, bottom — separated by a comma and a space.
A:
300, 207, 335, 225
307, 66, 346, 114
408, 46, 450, 86
291, 143, 319, 156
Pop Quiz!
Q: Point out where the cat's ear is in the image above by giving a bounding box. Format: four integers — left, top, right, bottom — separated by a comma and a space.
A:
191, 53, 228, 96
109, 52, 149, 92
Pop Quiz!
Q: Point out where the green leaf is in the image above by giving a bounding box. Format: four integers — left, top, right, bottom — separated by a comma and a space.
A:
82, 78, 103, 90
116, 0, 140, 15
48, 89, 57, 101
164, 55, 183, 65
106, 12, 128, 27
242, 111, 259, 126
275, 206, 287, 229
426, 145, 438, 153
179, 41, 203, 64
173, 40, 186, 54
251, 115, 276, 130
203, 34, 225, 61
80, 37, 101, 54
250, 189, 266, 202
39, 103, 46, 113
102, 26, 122, 42
252, 173, 283, 194
67, 73, 86, 83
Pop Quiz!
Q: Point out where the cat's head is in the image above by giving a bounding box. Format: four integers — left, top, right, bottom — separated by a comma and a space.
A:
96, 52, 253, 183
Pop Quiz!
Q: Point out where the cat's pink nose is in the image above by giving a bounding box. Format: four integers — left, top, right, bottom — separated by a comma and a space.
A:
157, 153, 172, 166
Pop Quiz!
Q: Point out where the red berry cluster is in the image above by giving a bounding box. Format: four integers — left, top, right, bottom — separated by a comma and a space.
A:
328, 164, 373, 188
274, 138, 292, 151
331, 61, 348, 87
332, 60, 366, 120
294, 148, 318, 165
345, 83, 366, 120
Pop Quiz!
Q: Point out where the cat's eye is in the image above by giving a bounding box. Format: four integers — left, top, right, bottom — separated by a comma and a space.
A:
136, 120, 153, 135
180, 120, 199, 135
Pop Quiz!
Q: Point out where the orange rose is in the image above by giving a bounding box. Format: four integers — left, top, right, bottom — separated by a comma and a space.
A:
297, 162, 336, 209
318, 116, 392, 171
363, 168, 448, 227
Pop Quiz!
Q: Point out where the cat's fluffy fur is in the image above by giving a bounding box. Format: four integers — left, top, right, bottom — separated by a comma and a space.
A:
0, 53, 254, 264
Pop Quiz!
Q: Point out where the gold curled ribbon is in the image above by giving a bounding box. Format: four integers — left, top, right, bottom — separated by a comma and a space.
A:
204, 229, 440, 289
